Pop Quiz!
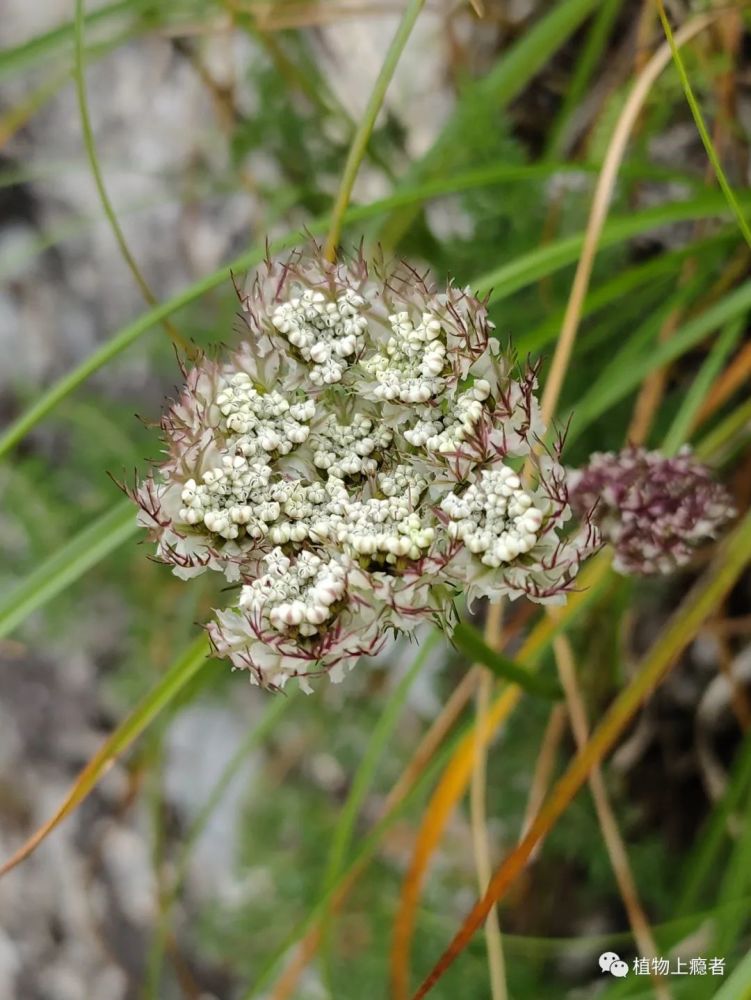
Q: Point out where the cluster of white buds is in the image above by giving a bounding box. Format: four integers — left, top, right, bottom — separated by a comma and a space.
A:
216, 373, 315, 456
134, 243, 596, 689
178, 456, 273, 539
362, 310, 447, 403
242, 548, 347, 634
377, 464, 429, 499
334, 496, 436, 562
442, 467, 543, 567
403, 382, 491, 454
312, 413, 392, 479
271, 288, 368, 386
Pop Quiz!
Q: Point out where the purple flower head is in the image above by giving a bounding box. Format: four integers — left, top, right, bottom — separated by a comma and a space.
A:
568, 446, 736, 576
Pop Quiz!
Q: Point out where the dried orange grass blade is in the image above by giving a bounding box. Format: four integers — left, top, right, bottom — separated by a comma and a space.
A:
695, 337, 751, 428
269, 668, 480, 1000
390, 686, 519, 1000
389, 555, 611, 997
411, 509, 751, 999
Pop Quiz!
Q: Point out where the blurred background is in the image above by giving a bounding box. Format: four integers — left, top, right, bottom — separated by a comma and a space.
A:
1, 1, 751, 998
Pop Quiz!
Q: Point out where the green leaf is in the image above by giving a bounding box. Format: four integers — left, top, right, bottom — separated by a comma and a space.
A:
710, 949, 751, 1000
696, 396, 751, 462
240, 724, 464, 1000
318, 631, 441, 986
544, 0, 621, 161
377, 0, 601, 247
146, 686, 295, 998
0, 634, 211, 877
516, 229, 732, 356
0, 498, 137, 639
0, 0, 206, 82
1, 187, 740, 462
474, 193, 751, 301
569, 280, 751, 443
663, 316, 745, 455
453, 623, 562, 700
678, 729, 751, 917
321, 632, 440, 896
658, 2, 751, 250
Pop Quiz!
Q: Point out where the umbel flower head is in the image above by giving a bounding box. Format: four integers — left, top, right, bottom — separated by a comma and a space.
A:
133, 242, 596, 691
568, 445, 735, 576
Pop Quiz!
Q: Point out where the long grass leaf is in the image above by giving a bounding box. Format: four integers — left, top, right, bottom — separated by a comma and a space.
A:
411, 508, 751, 999
657, 1, 751, 250
323, 0, 426, 257
241, 729, 464, 1000
318, 632, 439, 985
475, 194, 751, 301
0, 634, 211, 878
453, 624, 562, 700
664, 317, 745, 455
710, 949, 751, 1000
0, 499, 136, 639
377, 0, 600, 247
569, 281, 751, 444
146, 689, 295, 997
73, 0, 190, 354
390, 554, 613, 998
1, 189, 742, 462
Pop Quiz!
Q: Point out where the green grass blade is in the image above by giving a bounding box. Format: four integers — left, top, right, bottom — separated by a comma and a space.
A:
710, 949, 751, 1000
544, 0, 622, 161
517, 230, 731, 356
1, 187, 741, 462
321, 632, 440, 897
0, 634, 211, 877
240, 727, 464, 1000
323, 0, 426, 257
715, 781, 751, 957
377, 0, 600, 247
0, 0, 133, 80
474, 193, 751, 301
318, 633, 440, 984
663, 317, 745, 455
569, 281, 751, 443
146, 689, 295, 998
73, 0, 187, 353
678, 730, 751, 916
657, 1, 751, 250
0, 0, 206, 82
696, 397, 751, 462
453, 623, 562, 700
0, 498, 136, 639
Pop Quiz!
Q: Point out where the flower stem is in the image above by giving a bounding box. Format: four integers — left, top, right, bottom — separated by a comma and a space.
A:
471, 664, 508, 1000
74, 0, 195, 358
554, 633, 671, 1000
323, 0, 426, 261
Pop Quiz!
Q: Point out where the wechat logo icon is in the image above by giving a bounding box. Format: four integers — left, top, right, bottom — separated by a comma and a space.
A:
599, 952, 629, 978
